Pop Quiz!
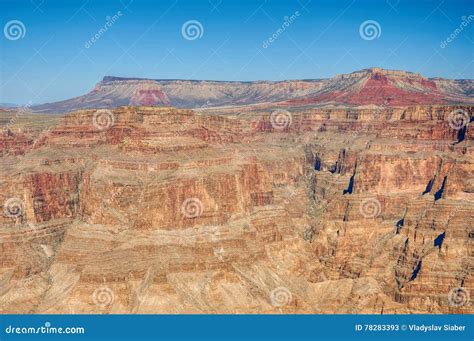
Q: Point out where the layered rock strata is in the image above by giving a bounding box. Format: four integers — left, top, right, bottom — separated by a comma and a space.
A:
0, 105, 472, 314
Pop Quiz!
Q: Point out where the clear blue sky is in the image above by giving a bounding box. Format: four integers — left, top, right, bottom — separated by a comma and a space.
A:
0, 0, 473, 104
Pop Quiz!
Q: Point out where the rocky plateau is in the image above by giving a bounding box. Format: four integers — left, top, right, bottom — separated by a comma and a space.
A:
0, 69, 473, 314
31, 68, 474, 114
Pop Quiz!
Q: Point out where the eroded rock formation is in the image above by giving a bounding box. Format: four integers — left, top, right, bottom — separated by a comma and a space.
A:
0, 104, 472, 314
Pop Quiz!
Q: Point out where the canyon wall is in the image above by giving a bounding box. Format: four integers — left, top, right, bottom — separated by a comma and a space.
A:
0, 105, 472, 314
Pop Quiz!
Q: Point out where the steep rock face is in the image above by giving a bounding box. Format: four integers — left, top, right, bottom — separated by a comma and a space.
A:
0, 105, 472, 314
0, 130, 33, 156
0, 170, 82, 227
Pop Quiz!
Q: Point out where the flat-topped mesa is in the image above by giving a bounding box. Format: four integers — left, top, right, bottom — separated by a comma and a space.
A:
30, 68, 474, 114
335, 67, 423, 80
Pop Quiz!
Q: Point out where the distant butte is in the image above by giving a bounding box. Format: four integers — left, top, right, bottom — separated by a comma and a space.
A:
31, 68, 473, 114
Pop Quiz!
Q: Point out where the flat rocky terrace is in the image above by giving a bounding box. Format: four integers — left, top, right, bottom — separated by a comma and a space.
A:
0, 105, 472, 314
